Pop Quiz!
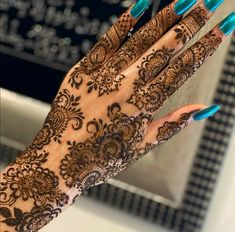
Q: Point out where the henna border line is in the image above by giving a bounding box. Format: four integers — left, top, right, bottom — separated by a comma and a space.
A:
84, 32, 235, 232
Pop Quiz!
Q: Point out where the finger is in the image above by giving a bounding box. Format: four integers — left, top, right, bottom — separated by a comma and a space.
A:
127, 13, 235, 112
136, 104, 220, 158
130, 0, 224, 88
82, 0, 149, 73
99, 0, 192, 78
68, 0, 149, 89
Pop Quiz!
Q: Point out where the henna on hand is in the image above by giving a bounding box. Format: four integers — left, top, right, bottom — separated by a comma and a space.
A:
1, 0, 232, 231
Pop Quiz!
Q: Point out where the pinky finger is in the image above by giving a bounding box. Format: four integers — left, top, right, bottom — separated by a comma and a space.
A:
136, 104, 221, 158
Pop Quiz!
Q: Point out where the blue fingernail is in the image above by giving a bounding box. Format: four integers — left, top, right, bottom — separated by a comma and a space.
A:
204, 0, 224, 12
219, 12, 235, 36
130, 0, 150, 19
193, 105, 221, 121
174, 0, 197, 15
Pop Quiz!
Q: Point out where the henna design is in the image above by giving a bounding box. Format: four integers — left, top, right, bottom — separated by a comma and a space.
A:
0, 148, 69, 208
0, 205, 61, 232
134, 46, 175, 88
156, 110, 198, 144
68, 11, 136, 89
60, 103, 152, 189
174, 5, 209, 45
68, 5, 178, 95
32, 89, 84, 148
128, 31, 222, 112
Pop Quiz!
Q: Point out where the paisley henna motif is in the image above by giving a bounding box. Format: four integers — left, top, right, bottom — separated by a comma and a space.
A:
32, 89, 84, 148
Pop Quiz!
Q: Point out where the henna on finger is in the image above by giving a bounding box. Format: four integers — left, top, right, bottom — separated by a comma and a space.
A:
128, 25, 224, 112
68, 8, 139, 89
71, 1, 180, 95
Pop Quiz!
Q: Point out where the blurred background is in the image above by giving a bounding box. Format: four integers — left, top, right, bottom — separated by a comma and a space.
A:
0, 0, 235, 232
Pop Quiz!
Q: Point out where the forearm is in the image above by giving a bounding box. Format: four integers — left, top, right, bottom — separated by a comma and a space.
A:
0, 130, 82, 232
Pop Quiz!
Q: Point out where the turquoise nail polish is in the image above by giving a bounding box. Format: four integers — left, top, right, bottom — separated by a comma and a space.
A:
193, 105, 221, 121
219, 12, 235, 36
204, 0, 224, 12
174, 0, 197, 15
130, 0, 150, 19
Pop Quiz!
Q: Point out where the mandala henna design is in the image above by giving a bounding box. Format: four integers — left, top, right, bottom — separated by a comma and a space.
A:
174, 5, 209, 45
60, 103, 152, 189
68, 11, 136, 89
32, 89, 84, 148
0, 205, 61, 232
128, 31, 222, 112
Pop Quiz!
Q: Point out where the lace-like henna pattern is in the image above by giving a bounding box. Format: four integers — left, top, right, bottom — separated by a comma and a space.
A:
128, 31, 222, 112
0, 148, 69, 208
174, 5, 209, 45
60, 103, 152, 189
68, 11, 136, 89
32, 89, 84, 148
0, 205, 61, 232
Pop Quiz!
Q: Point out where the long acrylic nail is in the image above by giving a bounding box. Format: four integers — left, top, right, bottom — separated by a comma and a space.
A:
193, 105, 221, 121
130, 0, 150, 19
204, 0, 224, 12
174, 0, 197, 15
219, 12, 235, 36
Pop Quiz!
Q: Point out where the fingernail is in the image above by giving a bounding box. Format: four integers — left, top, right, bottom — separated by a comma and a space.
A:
174, 0, 197, 15
204, 0, 224, 12
130, 0, 150, 19
219, 12, 235, 36
193, 105, 221, 121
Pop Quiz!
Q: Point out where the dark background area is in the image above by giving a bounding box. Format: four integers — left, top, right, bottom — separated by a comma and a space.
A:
0, 0, 173, 104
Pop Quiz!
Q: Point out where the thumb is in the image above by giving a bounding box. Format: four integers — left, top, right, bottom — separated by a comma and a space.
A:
137, 104, 221, 156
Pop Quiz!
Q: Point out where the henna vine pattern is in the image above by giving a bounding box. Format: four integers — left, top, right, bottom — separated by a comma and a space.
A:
32, 89, 84, 148
128, 31, 222, 112
60, 103, 152, 190
0, 205, 61, 232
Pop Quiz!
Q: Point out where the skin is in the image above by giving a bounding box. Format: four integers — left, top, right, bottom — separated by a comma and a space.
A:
0, 0, 229, 231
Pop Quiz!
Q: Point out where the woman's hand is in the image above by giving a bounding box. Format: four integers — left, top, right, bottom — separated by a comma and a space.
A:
1, 0, 234, 231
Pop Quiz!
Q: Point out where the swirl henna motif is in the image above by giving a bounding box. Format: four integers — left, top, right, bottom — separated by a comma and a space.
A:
32, 89, 84, 148
0, 205, 61, 232
128, 31, 222, 112
60, 103, 152, 189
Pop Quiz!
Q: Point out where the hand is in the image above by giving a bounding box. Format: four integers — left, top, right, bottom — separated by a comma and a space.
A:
1, 0, 234, 231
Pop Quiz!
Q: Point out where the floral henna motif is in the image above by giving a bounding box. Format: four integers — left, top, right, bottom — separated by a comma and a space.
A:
32, 89, 84, 148
174, 5, 209, 45
60, 103, 152, 189
0, 205, 61, 232
128, 31, 222, 112
134, 46, 175, 88
0, 148, 69, 208
68, 11, 136, 89
156, 110, 199, 144
69, 5, 178, 95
